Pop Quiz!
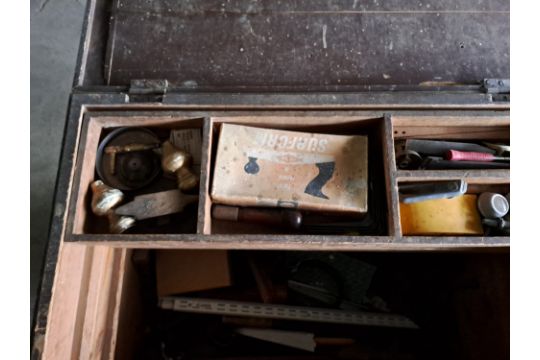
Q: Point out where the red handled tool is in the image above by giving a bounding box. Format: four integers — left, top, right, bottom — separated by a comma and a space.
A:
446, 150, 510, 162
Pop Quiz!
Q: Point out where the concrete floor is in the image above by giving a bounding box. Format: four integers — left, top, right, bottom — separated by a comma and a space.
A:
31, 0, 85, 318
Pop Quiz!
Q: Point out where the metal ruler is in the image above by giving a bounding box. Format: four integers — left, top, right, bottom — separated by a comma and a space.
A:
159, 297, 418, 329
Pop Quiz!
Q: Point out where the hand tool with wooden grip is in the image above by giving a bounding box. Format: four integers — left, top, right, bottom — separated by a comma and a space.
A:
115, 189, 198, 220
446, 150, 510, 162
212, 205, 303, 229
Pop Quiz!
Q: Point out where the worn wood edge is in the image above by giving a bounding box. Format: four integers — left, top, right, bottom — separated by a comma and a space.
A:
41, 244, 94, 359
396, 170, 510, 183
40, 243, 128, 360
91, 115, 206, 128
36, 100, 89, 359
69, 234, 509, 251
392, 115, 510, 126
78, 247, 127, 360
382, 114, 401, 237
198, 118, 213, 234
113, 249, 143, 360
206, 114, 379, 126
71, 117, 101, 234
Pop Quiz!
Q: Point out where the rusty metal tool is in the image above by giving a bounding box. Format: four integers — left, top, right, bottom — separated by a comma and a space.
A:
399, 180, 467, 204
115, 189, 198, 220
104, 143, 160, 174
159, 296, 419, 329
420, 157, 510, 170
96, 127, 162, 190
212, 205, 302, 229
483, 142, 510, 155
446, 150, 510, 162
405, 139, 495, 156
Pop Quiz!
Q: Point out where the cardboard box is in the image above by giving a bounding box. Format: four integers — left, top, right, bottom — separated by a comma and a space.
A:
211, 124, 368, 213
156, 250, 231, 296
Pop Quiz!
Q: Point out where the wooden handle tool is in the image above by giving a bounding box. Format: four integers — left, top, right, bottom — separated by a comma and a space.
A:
115, 189, 198, 220
212, 205, 302, 229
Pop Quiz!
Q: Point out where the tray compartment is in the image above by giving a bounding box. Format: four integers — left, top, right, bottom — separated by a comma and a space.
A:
397, 180, 510, 238
68, 115, 205, 235
201, 116, 392, 237
392, 115, 510, 174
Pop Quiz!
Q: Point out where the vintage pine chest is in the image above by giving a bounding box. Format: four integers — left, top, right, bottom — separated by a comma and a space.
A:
32, 1, 509, 359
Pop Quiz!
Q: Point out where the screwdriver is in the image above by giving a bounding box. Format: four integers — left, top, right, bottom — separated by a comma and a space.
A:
212, 205, 303, 229
446, 150, 510, 162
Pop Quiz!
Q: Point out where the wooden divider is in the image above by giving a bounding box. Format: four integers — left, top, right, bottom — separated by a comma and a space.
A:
62, 111, 510, 250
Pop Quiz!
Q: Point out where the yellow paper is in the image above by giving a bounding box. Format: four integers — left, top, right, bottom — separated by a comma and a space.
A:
400, 195, 483, 236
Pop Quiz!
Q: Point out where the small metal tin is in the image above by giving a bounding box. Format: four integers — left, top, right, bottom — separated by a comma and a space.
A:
477, 192, 509, 219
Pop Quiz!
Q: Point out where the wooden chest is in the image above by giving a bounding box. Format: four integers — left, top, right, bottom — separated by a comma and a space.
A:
32, 1, 509, 359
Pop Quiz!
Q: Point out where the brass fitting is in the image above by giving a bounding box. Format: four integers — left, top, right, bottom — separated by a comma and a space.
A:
90, 180, 124, 216
161, 141, 199, 191
107, 210, 136, 234
90, 180, 135, 234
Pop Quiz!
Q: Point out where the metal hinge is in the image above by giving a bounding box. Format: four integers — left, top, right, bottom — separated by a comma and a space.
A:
128, 79, 168, 102
482, 78, 510, 94
482, 79, 510, 102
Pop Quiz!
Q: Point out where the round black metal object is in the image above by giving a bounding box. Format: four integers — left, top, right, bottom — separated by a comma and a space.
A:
396, 150, 423, 170
96, 127, 161, 190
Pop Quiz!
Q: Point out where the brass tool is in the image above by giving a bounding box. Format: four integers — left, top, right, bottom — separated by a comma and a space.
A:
90, 180, 124, 216
115, 189, 198, 220
161, 141, 199, 191
107, 211, 136, 234
90, 180, 135, 233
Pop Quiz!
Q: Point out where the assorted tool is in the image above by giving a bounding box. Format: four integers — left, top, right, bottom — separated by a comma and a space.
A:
90, 180, 135, 233
477, 192, 510, 235
96, 127, 162, 190
235, 328, 355, 352
159, 296, 419, 329
396, 139, 509, 170
91, 127, 201, 234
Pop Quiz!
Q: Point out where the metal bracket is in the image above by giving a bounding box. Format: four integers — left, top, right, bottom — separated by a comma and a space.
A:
482, 78, 510, 94
128, 79, 168, 102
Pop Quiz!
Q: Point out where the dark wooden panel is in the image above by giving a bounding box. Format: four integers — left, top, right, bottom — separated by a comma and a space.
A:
106, 0, 509, 87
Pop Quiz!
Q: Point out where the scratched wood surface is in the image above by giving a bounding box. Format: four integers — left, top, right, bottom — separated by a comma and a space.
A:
106, 0, 509, 87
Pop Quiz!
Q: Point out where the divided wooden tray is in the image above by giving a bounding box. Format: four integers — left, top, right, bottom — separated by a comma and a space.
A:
65, 110, 509, 250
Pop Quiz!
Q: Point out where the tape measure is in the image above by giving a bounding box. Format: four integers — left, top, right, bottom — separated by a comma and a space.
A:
159, 297, 418, 329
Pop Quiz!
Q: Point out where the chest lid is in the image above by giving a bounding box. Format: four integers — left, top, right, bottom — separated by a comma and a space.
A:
76, 0, 509, 92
